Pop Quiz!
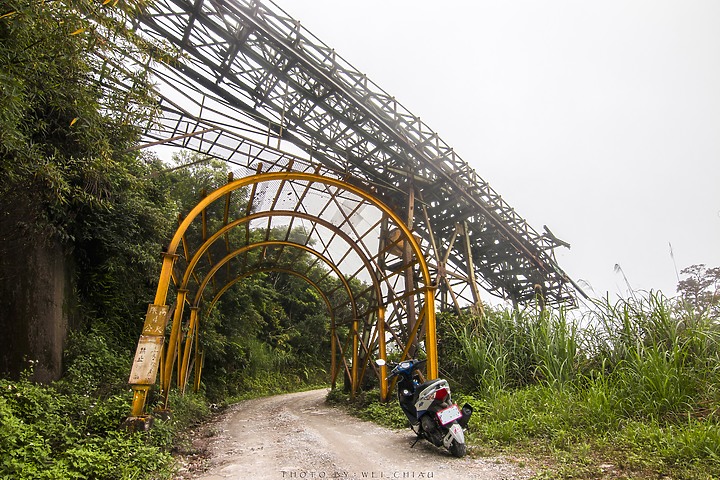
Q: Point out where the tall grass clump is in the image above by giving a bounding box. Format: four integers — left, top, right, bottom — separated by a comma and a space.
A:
438, 291, 720, 478
590, 292, 720, 419
440, 304, 583, 393
444, 310, 513, 392
524, 307, 581, 386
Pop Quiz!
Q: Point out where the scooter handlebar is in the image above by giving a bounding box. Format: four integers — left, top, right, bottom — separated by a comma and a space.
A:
382, 358, 427, 380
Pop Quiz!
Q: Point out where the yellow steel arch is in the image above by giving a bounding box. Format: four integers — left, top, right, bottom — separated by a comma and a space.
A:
179, 210, 383, 300
129, 172, 436, 418
153, 172, 433, 304
177, 209, 388, 387
162, 240, 360, 403
179, 268, 340, 395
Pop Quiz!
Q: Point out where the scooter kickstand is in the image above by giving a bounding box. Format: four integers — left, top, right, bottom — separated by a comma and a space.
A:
409, 425, 422, 448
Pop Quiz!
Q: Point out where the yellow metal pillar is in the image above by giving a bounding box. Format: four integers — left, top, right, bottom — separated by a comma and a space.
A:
424, 288, 439, 380
162, 289, 188, 405
128, 251, 178, 418
128, 304, 171, 417
351, 318, 359, 397
331, 323, 337, 389
378, 306, 388, 401
129, 386, 151, 418
193, 350, 204, 393
179, 307, 199, 394
154, 253, 178, 306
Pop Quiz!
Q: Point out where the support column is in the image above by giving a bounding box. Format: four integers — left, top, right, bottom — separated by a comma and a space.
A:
378, 215, 389, 271
403, 181, 417, 355
331, 323, 337, 390
378, 305, 388, 401
424, 289, 439, 380
535, 283, 547, 313
153, 253, 178, 306
127, 251, 178, 422
462, 221, 485, 318
179, 307, 199, 394
193, 350, 204, 393
128, 304, 170, 418
129, 386, 151, 419
162, 289, 188, 407
351, 317, 359, 397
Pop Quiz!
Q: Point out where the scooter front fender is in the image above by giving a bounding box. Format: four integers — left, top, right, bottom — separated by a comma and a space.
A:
443, 422, 464, 448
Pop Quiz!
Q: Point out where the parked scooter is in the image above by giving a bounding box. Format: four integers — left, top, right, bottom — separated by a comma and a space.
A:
376, 358, 472, 457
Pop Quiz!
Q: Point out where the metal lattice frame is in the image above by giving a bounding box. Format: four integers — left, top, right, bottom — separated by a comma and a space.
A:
128, 168, 438, 416
118, 0, 580, 308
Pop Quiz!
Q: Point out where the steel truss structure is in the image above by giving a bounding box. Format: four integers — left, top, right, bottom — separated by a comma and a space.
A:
126, 0, 579, 307
128, 167, 438, 416
120, 0, 582, 418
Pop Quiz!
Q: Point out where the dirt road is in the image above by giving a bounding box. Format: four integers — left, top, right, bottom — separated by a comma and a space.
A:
179, 389, 533, 480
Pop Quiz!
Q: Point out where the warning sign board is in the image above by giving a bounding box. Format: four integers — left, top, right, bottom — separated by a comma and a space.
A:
128, 335, 164, 385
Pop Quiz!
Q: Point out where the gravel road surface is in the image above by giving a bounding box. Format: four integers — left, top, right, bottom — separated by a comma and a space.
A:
179, 389, 533, 480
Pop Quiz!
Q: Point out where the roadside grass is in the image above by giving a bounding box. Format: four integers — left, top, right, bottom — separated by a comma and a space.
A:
0, 332, 223, 479
0, 360, 329, 479
0, 347, 179, 479
456, 385, 720, 479
334, 292, 720, 479
327, 388, 409, 430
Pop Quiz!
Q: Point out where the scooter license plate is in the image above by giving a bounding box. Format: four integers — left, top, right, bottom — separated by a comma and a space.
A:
437, 404, 462, 425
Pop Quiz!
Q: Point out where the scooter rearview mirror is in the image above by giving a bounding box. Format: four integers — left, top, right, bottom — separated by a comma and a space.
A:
375, 359, 386, 366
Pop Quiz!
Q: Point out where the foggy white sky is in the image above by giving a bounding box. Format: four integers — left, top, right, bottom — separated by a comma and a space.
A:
285, 0, 720, 301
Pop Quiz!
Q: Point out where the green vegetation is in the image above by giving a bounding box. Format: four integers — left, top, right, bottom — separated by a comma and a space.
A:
0, 2, 335, 478
0, 343, 175, 478
0, 0, 179, 474
344, 289, 720, 479
3, 2, 720, 480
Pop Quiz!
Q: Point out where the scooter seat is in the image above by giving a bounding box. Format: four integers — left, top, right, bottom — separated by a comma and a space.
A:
413, 379, 448, 403
416, 379, 446, 392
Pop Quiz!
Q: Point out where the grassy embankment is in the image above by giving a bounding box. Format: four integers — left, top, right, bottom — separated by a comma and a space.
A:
333, 293, 720, 480
0, 331, 327, 479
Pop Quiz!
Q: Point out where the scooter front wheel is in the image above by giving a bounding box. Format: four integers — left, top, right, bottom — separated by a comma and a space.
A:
449, 439, 467, 458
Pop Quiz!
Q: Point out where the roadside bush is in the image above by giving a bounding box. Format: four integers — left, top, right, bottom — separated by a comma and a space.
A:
350, 292, 720, 478
0, 375, 175, 479
56, 330, 132, 398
